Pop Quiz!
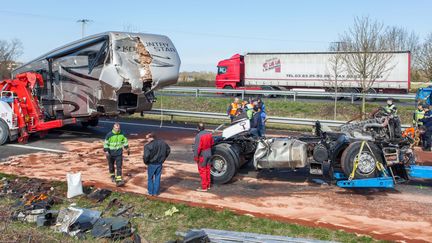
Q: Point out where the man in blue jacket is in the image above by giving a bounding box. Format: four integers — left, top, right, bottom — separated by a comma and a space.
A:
420, 105, 432, 151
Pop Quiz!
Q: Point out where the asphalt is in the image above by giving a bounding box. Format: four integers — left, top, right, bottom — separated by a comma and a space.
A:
1, 118, 430, 197
0, 118, 200, 158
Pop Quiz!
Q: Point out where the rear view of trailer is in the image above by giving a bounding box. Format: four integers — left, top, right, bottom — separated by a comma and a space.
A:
244, 52, 410, 93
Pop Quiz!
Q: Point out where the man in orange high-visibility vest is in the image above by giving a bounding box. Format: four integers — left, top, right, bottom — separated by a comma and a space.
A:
226, 97, 240, 122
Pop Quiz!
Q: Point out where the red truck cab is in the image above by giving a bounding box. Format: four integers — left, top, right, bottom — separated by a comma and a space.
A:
215, 54, 244, 89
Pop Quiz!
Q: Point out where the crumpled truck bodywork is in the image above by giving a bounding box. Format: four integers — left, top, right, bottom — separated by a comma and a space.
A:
253, 138, 309, 169
13, 32, 180, 119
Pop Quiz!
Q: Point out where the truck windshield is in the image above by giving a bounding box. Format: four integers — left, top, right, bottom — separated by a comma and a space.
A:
217, 66, 227, 74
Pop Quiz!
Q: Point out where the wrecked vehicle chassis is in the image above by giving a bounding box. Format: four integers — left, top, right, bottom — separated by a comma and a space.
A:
210, 117, 414, 185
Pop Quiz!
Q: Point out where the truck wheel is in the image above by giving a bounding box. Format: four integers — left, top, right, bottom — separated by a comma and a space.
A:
81, 121, 89, 128
341, 141, 380, 179
223, 85, 236, 97
364, 88, 377, 102
0, 120, 9, 145
262, 86, 275, 98
347, 88, 361, 101
326, 88, 344, 101
211, 144, 238, 184
218, 143, 242, 169
88, 118, 99, 127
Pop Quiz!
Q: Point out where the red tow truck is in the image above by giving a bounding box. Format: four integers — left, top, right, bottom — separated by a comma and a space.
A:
0, 72, 76, 145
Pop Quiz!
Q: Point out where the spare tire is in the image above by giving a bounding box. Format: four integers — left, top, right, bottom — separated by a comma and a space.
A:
341, 141, 381, 179
211, 144, 238, 184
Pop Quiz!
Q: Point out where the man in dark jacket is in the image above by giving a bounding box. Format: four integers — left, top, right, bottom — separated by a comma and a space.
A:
143, 133, 171, 196
193, 123, 214, 192
420, 105, 432, 151
250, 105, 263, 137
103, 123, 129, 187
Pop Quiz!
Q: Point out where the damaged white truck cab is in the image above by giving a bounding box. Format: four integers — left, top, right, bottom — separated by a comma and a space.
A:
12, 32, 180, 124
210, 111, 415, 184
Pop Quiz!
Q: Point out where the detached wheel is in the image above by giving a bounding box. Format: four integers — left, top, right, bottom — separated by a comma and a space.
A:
211, 144, 238, 184
341, 141, 381, 179
0, 120, 9, 145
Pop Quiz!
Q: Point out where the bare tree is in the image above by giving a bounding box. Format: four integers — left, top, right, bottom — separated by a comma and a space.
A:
338, 16, 395, 118
0, 39, 23, 79
418, 33, 432, 82
326, 46, 346, 120
386, 26, 419, 55
386, 26, 420, 81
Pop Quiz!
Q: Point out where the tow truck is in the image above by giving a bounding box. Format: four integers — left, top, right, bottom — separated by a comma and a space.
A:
0, 72, 76, 145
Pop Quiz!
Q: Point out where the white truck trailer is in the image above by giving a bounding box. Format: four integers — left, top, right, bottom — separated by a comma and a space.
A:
215, 52, 410, 94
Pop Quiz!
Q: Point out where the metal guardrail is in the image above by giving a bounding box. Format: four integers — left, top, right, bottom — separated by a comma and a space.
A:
146, 109, 409, 129
161, 87, 416, 103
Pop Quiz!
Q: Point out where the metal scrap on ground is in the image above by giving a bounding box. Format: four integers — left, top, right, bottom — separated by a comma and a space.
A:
176, 229, 337, 243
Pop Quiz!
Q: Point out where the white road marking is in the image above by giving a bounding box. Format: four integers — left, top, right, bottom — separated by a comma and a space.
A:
100, 120, 197, 131
5, 144, 68, 153
56, 129, 93, 135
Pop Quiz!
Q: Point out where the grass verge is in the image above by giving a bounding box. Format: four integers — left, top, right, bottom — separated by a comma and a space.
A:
145, 95, 416, 126
0, 173, 383, 243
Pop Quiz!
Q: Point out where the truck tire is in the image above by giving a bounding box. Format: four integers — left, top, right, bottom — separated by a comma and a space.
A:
0, 119, 9, 145
223, 85, 236, 97
364, 88, 377, 102
347, 88, 361, 101
81, 121, 89, 128
88, 118, 99, 127
326, 88, 344, 101
341, 141, 380, 179
218, 143, 241, 169
211, 144, 238, 184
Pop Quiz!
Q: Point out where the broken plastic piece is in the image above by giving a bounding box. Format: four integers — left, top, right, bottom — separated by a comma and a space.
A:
164, 206, 179, 217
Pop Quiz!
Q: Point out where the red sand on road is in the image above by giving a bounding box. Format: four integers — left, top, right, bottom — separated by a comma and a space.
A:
1, 131, 432, 242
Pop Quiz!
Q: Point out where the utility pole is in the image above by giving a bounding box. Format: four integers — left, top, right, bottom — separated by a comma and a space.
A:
77, 19, 91, 38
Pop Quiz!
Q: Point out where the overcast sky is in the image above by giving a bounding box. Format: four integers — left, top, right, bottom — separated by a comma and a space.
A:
1, 0, 431, 71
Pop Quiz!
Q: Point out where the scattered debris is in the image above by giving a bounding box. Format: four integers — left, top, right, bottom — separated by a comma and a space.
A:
54, 207, 101, 237
114, 205, 134, 217
311, 178, 329, 186
164, 206, 179, 217
36, 210, 59, 227
175, 229, 337, 243
2, 177, 137, 241
91, 217, 132, 240
87, 189, 112, 202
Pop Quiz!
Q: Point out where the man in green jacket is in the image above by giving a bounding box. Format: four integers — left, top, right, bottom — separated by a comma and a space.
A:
103, 123, 130, 186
